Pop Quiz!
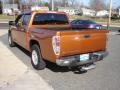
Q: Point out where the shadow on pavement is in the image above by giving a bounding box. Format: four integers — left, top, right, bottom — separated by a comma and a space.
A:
0, 33, 87, 74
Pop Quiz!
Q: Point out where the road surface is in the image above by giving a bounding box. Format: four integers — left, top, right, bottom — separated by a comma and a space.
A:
0, 29, 120, 90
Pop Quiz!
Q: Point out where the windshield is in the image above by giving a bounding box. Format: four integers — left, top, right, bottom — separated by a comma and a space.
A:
32, 13, 69, 25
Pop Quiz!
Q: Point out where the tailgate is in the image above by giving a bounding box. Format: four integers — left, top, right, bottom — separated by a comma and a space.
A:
59, 30, 108, 57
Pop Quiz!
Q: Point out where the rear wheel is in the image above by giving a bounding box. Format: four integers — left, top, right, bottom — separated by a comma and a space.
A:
31, 44, 46, 70
8, 33, 15, 47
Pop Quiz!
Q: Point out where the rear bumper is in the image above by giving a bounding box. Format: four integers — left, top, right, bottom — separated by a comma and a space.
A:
56, 51, 108, 67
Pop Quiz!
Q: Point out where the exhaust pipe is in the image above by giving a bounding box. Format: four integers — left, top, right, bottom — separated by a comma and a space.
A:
81, 64, 96, 71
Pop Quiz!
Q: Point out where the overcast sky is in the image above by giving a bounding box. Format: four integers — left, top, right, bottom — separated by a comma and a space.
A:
44, 0, 120, 8
2, 0, 120, 8
80, 0, 120, 8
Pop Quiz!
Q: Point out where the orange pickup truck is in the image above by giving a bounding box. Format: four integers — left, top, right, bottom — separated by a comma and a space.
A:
8, 11, 108, 70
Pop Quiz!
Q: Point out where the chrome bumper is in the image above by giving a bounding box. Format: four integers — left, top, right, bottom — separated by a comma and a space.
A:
56, 51, 108, 67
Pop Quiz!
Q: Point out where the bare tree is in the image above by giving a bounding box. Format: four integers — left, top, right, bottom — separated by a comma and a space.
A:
69, 0, 77, 7
49, 0, 62, 10
9, 0, 19, 4
8, 0, 22, 9
89, 0, 106, 11
61, 0, 68, 7
0, 0, 2, 14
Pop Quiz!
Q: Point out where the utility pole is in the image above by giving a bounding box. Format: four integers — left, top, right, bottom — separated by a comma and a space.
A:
51, 0, 54, 11
19, 1, 22, 11
107, 0, 112, 30
13, 0, 15, 21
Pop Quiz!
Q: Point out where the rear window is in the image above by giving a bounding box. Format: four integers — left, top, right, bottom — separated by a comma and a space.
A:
32, 13, 69, 25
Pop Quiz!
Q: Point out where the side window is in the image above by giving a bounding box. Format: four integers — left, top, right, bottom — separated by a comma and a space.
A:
78, 21, 83, 24
23, 14, 31, 25
33, 14, 45, 25
76, 21, 80, 24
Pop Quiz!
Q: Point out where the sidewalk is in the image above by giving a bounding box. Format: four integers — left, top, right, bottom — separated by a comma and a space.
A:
0, 30, 53, 90
0, 21, 8, 23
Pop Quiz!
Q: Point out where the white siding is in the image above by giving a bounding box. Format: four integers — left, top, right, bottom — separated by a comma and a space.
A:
81, 8, 96, 17
96, 10, 109, 17
58, 7, 81, 15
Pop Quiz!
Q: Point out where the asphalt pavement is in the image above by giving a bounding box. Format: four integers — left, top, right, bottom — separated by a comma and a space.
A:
0, 23, 9, 29
0, 28, 120, 90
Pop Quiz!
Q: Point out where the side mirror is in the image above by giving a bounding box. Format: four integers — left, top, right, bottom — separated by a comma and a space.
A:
9, 21, 15, 26
17, 21, 22, 27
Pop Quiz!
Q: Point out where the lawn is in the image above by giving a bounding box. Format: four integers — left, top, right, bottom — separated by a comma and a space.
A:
0, 14, 15, 21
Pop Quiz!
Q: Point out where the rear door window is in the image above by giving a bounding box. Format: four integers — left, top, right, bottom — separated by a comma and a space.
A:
23, 14, 31, 25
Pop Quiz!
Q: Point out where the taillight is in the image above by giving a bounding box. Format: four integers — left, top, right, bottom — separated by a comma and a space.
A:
52, 36, 60, 56
89, 25, 94, 28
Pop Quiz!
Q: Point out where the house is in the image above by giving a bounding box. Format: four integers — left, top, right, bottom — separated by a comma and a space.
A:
96, 10, 109, 17
31, 6, 49, 11
117, 8, 120, 16
57, 7, 82, 15
2, 4, 19, 15
81, 8, 96, 17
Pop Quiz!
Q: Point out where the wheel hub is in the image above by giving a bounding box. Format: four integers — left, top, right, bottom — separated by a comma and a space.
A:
9, 36, 12, 44
32, 50, 38, 65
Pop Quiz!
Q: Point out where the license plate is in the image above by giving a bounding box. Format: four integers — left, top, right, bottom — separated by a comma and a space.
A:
80, 54, 89, 62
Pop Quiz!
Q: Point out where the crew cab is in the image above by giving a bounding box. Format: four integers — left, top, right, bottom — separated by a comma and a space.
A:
8, 11, 108, 70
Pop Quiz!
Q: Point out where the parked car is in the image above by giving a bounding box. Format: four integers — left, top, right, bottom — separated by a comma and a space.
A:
71, 20, 102, 29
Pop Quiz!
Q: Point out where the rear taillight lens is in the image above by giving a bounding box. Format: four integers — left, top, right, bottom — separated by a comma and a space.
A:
52, 36, 60, 55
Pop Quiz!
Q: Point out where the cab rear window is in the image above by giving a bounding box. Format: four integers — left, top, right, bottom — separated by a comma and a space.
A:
32, 13, 69, 25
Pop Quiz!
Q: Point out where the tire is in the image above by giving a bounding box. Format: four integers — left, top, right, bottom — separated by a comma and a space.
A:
8, 33, 15, 47
31, 44, 46, 70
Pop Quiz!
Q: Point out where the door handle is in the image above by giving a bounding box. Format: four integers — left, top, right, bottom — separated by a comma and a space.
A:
84, 34, 91, 38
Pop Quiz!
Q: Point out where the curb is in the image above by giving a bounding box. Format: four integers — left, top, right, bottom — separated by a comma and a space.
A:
103, 25, 120, 28
109, 31, 120, 35
0, 21, 8, 23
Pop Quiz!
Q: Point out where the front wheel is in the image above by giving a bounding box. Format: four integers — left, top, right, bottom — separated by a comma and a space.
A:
8, 33, 15, 47
31, 45, 46, 70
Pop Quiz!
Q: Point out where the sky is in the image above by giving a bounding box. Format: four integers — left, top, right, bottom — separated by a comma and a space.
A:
2, 0, 120, 9
81, 0, 120, 8
45, 0, 120, 9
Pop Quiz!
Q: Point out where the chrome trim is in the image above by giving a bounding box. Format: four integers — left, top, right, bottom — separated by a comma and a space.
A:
56, 51, 108, 67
